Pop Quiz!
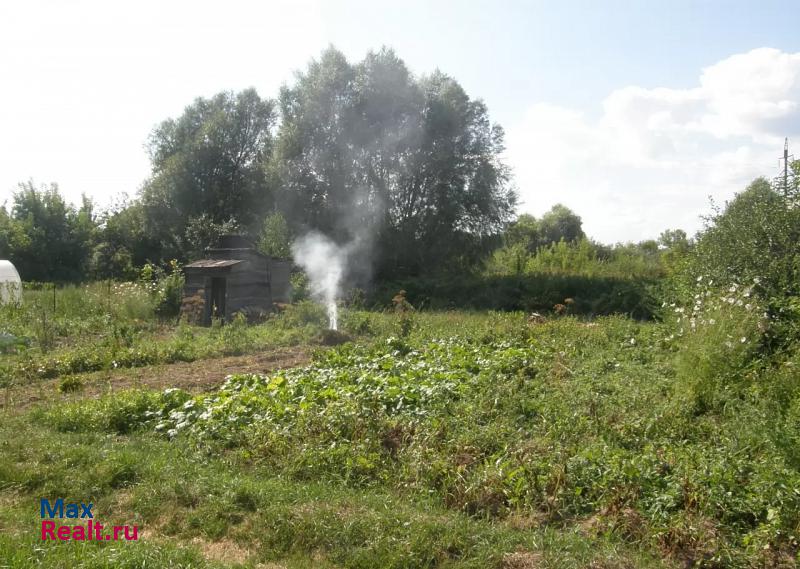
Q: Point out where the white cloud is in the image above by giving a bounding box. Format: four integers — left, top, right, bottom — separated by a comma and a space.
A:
506, 48, 800, 243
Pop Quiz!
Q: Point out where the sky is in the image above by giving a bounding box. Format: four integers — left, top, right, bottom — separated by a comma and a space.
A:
1, 0, 798, 243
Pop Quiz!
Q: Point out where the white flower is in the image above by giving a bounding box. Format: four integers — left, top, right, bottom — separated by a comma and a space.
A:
629, 338, 636, 345
167, 429, 178, 438
740, 337, 747, 343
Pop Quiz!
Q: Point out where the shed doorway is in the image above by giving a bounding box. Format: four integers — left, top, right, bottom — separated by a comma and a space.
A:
210, 277, 227, 319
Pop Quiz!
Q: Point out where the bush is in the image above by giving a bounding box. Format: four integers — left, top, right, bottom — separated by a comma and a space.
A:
290, 271, 310, 302
141, 261, 185, 319
690, 179, 800, 303
671, 280, 766, 413
369, 274, 657, 319
278, 300, 328, 328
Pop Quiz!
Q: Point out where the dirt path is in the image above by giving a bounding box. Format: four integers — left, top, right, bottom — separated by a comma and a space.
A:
2, 347, 310, 411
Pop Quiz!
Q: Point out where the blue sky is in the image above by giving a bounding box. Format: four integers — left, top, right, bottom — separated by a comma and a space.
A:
1, 0, 798, 242
320, 0, 792, 123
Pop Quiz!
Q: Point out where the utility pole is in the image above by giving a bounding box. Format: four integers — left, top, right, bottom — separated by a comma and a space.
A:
777, 137, 795, 199
784, 138, 789, 196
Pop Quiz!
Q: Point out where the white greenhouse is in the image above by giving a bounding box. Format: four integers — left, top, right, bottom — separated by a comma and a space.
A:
0, 260, 22, 305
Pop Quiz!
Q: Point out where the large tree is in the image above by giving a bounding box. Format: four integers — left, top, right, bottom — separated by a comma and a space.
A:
274, 47, 516, 276
141, 88, 276, 259
504, 205, 584, 252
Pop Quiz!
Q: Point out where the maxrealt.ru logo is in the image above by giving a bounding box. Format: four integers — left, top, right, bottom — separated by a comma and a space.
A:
40, 499, 138, 541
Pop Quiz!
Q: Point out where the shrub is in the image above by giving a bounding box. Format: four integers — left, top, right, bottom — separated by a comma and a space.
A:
279, 300, 327, 328
57, 375, 84, 393
369, 274, 657, 318
690, 179, 800, 303
290, 271, 310, 302
671, 280, 766, 413
141, 261, 185, 319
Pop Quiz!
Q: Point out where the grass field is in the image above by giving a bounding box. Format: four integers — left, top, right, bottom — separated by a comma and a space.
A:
2, 291, 799, 568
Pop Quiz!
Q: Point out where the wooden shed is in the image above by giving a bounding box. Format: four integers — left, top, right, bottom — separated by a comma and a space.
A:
181, 235, 291, 325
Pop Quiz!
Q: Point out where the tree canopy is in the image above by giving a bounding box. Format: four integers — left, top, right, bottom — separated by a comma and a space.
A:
274, 47, 516, 276
141, 88, 276, 260
1, 182, 95, 282
504, 205, 584, 252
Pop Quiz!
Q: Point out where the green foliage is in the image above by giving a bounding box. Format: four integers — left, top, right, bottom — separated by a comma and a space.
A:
258, 211, 292, 258
278, 300, 329, 329
675, 178, 800, 356
275, 46, 515, 276
142, 88, 276, 252
0, 282, 338, 385
371, 273, 658, 318
488, 237, 664, 280
57, 375, 84, 393
670, 279, 766, 413
141, 260, 185, 319
538, 203, 585, 246
504, 205, 585, 253
88, 199, 159, 280
64, 314, 789, 567
391, 289, 415, 338
0, 411, 664, 569
0, 332, 28, 354
689, 178, 800, 305
182, 214, 241, 260
46, 389, 188, 434
2, 181, 95, 282
217, 312, 253, 356
5, 308, 800, 566
289, 271, 310, 302
658, 228, 692, 273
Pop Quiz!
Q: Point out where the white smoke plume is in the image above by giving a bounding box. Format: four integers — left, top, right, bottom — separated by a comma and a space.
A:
291, 232, 353, 330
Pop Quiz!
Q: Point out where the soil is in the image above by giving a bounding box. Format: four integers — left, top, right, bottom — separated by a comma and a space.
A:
2, 347, 310, 412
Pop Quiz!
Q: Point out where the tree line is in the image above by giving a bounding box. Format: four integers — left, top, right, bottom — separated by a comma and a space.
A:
1, 46, 697, 284
1, 47, 521, 283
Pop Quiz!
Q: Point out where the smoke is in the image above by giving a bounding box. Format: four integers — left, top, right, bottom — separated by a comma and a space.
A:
290, 184, 383, 330
291, 232, 353, 330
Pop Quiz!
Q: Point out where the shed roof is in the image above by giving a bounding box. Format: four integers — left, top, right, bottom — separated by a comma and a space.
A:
184, 259, 243, 269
